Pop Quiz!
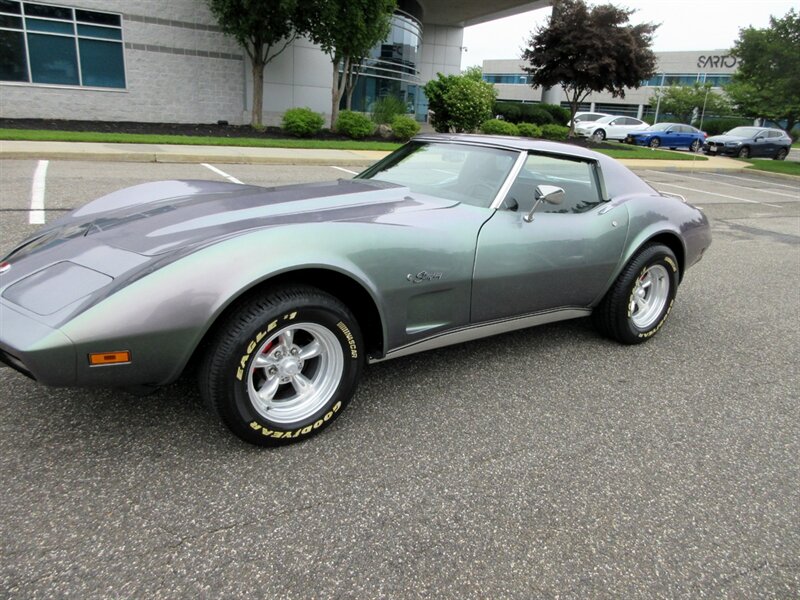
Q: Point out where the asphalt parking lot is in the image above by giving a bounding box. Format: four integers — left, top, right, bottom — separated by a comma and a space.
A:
0, 160, 798, 598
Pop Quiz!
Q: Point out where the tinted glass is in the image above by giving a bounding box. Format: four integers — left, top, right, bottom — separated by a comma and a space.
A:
358, 142, 518, 208
0, 29, 27, 81
28, 32, 78, 84
726, 127, 762, 138
24, 2, 71, 19
0, 13, 21, 27
0, 0, 22, 14
79, 38, 124, 87
507, 154, 601, 214
76, 8, 119, 26
77, 24, 121, 40
26, 16, 73, 33
650, 123, 671, 131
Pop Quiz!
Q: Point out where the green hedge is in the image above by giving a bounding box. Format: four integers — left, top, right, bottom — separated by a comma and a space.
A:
539, 124, 569, 140
702, 117, 753, 136
335, 110, 375, 139
480, 119, 519, 136
282, 107, 324, 137
391, 115, 420, 141
494, 101, 556, 125
517, 122, 542, 138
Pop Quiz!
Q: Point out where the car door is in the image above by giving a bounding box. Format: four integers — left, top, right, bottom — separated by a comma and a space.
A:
471, 153, 629, 323
750, 129, 773, 157
674, 125, 692, 148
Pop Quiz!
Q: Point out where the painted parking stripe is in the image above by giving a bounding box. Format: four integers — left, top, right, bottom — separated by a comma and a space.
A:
646, 170, 797, 199
29, 160, 48, 224
330, 166, 358, 175
711, 171, 800, 192
201, 163, 244, 184
648, 180, 782, 208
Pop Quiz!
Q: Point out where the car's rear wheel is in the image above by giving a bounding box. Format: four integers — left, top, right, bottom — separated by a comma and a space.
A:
199, 286, 363, 445
737, 146, 751, 158
593, 244, 679, 345
690, 140, 701, 152
592, 129, 606, 141
649, 138, 661, 148
774, 148, 788, 161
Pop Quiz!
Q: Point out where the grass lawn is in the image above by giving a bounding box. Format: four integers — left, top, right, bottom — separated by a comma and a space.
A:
597, 147, 708, 161
0, 128, 710, 161
0, 128, 402, 151
740, 159, 800, 176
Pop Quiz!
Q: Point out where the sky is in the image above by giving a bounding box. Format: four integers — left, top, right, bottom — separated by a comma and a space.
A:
461, 0, 797, 70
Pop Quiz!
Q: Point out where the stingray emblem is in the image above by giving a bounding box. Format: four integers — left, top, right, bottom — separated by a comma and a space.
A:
406, 271, 443, 284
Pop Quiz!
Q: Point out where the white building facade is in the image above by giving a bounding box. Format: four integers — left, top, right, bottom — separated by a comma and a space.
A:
0, 0, 550, 124
483, 50, 739, 118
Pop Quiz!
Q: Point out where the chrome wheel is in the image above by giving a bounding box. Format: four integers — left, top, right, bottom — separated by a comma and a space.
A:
690, 140, 700, 152
247, 323, 344, 423
629, 265, 670, 329
649, 137, 661, 148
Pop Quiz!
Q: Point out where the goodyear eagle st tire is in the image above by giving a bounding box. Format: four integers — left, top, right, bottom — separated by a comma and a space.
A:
200, 286, 363, 446
593, 244, 679, 345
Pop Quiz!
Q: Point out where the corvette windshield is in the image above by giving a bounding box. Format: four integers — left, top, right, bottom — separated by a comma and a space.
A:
357, 142, 519, 208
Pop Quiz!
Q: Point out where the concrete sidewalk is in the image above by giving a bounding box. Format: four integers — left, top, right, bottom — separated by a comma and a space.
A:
0, 139, 755, 172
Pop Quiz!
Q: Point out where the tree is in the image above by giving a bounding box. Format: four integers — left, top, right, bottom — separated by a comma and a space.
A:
461, 66, 483, 81
305, 0, 396, 128
521, 0, 658, 136
423, 73, 496, 133
649, 83, 732, 124
725, 9, 800, 132
208, 0, 307, 128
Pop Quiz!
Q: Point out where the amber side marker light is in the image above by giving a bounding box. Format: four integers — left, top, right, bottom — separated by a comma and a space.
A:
89, 351, 131, 366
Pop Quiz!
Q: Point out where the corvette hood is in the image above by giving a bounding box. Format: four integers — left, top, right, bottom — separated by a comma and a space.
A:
6, 178, 453, 260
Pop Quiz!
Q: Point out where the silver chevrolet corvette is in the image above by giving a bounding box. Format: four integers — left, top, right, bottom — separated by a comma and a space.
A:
0, 135, 711, 445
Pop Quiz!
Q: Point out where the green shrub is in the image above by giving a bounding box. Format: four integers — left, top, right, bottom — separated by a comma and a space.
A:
539, 124, 569, 141
539, 103, 570, 125
371, 96, 407, 124
282, 107, 324, 137
424, 73, 496, 133
480, 119, 519, 136
525, 106, 555, 126
702, 116, 752, 136
335, 110, 375, 139
517, 122, 542, 138
494, 103, 521, 122
391, 115, 420, 141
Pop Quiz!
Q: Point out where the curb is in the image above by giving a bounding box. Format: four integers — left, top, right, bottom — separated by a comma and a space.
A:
0, 150, 382, 166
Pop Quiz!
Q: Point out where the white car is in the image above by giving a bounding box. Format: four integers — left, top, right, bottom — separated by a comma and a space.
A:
570, 111, 612, 126
575, 115, 649, 141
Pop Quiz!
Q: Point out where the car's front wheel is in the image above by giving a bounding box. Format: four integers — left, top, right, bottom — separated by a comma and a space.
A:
774, 148, 788, 161
593, 244, 679, 345
592, 129, 606, 141
199, 286, 363, 445
649, 137, 661, 148
737, 146, 751, 158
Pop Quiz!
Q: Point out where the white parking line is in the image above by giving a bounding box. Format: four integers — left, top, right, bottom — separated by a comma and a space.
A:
29, 160, 48, 224
711, 171, 800, 192
201, 163, 244, 184
330, 166, 359, 175
648, 180, 782, 208
646, 170, 797, 199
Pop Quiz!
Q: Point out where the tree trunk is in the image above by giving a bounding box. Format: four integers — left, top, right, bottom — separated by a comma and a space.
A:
251, 52, 265, 128
330, 56, 348, 129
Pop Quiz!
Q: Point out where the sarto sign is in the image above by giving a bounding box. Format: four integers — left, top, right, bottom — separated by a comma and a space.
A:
697, 55, 738, 69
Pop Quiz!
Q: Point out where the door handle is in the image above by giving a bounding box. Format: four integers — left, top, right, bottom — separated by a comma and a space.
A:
598, 204, 615, 215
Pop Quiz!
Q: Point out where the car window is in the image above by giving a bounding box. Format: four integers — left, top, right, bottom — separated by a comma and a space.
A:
504, 153, 602, 214
358, 141, 519, 208
767, 131, 783, 138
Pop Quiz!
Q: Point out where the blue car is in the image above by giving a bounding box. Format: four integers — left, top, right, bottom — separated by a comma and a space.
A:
625, 123, 706, 151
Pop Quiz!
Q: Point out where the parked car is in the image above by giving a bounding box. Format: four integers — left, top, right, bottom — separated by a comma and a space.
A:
575, 115, 649, 141
625, 123, 706, 151
0, 135, 711, 446
569, 111, 612, 126
703, 127, 792, 159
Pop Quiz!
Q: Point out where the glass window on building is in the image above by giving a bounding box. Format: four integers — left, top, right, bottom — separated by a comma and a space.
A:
0, 1, 125, 88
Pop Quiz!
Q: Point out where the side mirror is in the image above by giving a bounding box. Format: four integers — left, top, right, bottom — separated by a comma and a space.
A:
524, 185, 565, 222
